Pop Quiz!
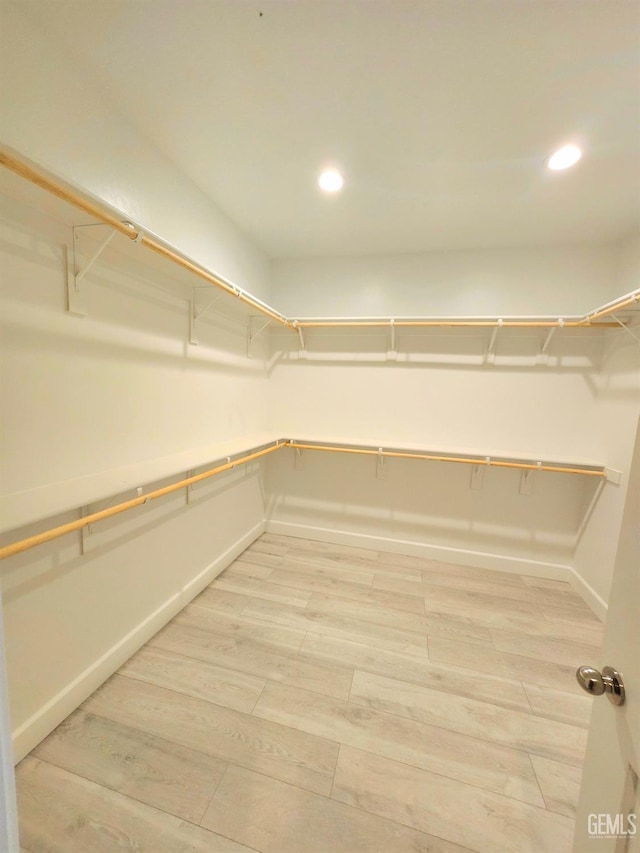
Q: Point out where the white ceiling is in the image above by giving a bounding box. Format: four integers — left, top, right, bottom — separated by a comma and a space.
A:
18, 0, 640, 259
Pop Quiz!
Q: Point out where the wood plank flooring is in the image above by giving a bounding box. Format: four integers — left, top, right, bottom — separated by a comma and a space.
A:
16, 534, 603, 852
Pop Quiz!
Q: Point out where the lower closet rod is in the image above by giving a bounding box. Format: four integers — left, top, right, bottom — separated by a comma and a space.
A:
286, 442, 607, 477
0, 442, 287, 562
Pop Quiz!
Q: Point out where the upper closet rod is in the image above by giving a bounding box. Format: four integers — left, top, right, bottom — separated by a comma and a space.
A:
1, 148, 636, 332
291, 291, 640, 329
0, 148, 290, 329
293, 318, 621, 329
0, 442, 286, 562
580, 289, 640, 324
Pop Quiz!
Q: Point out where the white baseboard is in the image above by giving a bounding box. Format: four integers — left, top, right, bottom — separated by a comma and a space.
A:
566, 569, 608, 622
11, 521, 264, 763
266, 520, 574, 581
12, 513, 606, 763
266, 521, 607, 621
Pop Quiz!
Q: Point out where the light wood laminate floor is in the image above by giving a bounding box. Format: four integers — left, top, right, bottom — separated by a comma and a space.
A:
16, 534, 603, 852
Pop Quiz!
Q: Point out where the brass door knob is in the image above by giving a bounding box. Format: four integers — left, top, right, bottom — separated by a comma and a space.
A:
576, 665, 625, 706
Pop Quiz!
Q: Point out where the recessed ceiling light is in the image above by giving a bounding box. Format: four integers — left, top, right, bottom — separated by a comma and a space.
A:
546, 144, 582, 171
318, 168, 344, 193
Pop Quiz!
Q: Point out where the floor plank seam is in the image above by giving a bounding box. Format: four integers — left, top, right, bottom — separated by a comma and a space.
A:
293, 627, 308, 655
61, 706, 242, 770
249, 679, 269, 715
16, 533, 597, 853
24, 753, 247, 843
325, 770, 483, 853
196, 760, 230, 826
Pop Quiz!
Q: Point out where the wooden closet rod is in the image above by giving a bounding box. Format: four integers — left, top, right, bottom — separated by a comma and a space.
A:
1, 148, 637, 333
294, 319, 620, 328
0, 442, 286, 562
0, 149, 290, 328
286, 441, 607, 477
580, 292, 640, 324
0, 437, 607, 561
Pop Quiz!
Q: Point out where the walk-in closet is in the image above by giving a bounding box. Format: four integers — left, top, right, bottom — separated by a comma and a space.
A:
0, 2, 638, 851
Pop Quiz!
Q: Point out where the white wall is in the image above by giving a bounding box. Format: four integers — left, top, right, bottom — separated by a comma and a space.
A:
267, 236, 640, 606
0, 4, 277, 760
0, 3, 637, 759
267, 352, 603, 460
0, 193, 271, 493
0, 188, 271, 760
272, 243, 621, 317
0, 5, 273, 304
266, 341, 603, 573
572, 234, 640, 606
1, 172, 635, 767
266, 448, 593, 573
615, 231, 640, 295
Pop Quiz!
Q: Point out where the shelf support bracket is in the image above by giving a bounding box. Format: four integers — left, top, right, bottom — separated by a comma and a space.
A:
74, 225, 117, 284
189, 294, 199, 345
190, 290, 225, 345
66, 224, 116, 316
80, 506, 90, 555
376, 448, 387, 479
294, 447, 304, 470
387, 319, 397, 361
247, 316, 272, 358
185, 470, 194, 504
537, 319, 564, 365
80, 485, 143, 552
293, 321, 306, 356
470, 464, 485, 490
519, 466, 537, 495
611, 314, 640, 344
484, 320, 502, 366
194, 291, 224, 321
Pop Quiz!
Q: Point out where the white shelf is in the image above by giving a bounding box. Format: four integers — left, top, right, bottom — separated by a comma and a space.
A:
1, 149, 639, 345
0, 431, 610, 537
286, 434, 606, 473
0, 432, 282, 535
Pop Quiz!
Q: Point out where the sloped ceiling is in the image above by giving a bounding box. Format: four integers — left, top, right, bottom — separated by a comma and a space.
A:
15, 0, 640, 258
